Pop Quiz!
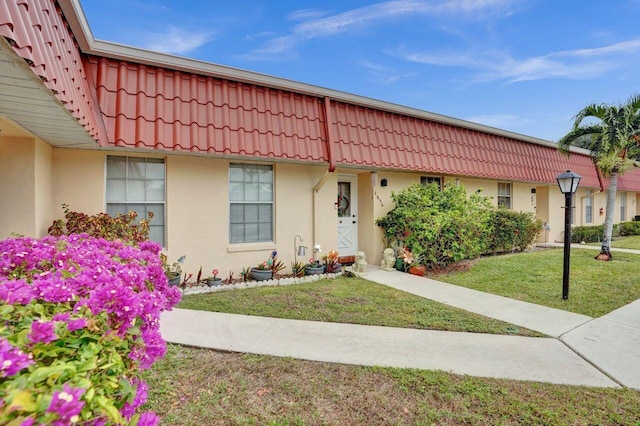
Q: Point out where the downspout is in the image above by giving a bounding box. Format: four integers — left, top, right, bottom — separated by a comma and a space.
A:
312, 97, 336, 244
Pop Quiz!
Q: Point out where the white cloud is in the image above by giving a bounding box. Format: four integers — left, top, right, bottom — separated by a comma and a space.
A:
240, 0, 516, 60
360, 60, 418, 84
144, 25, 213, 55
395, 38, 640, 83
287, 9, 331, 22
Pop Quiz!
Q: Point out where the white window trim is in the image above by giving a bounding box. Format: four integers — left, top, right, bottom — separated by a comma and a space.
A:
105, 155, 166, 246
497, 182, 512, 209
229, 162, 275, 245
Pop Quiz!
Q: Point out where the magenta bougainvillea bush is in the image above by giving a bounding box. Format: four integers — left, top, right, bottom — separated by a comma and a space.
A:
0, 234, 181, 425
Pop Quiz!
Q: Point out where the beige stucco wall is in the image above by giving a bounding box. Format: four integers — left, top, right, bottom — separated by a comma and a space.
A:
0, 136, 36, 238
34, 139, 53, 236
164, 157, 336, 276
52, 148, 105, 216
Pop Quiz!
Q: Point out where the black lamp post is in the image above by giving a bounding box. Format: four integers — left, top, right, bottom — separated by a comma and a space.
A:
556, 170, 582, 300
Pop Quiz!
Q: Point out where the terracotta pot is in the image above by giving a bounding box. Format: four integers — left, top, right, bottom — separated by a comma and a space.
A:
408, 265, 426, 276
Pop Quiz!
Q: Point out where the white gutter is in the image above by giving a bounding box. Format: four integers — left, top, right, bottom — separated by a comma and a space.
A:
58, 0, 591, 157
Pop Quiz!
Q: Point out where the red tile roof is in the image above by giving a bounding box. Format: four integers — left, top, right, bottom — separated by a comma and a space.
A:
86, 56, 328, 162
0, 0, 104, 143
85, 55, 603, 187
329, 101, 602, 187
614, 167, 640, 192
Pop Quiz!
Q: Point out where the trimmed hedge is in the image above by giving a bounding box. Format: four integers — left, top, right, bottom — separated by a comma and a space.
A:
570, 225, 605, 243
617, 221, 640, 236
570, 221, 640, 243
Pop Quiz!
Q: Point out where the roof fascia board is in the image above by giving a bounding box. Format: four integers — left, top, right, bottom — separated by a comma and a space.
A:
59, 0, 588, 156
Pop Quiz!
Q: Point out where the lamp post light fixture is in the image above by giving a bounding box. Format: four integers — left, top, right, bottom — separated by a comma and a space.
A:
556, 170, 582, 300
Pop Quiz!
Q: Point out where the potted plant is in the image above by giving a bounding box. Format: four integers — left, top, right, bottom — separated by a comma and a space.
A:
250, 251, 277, 281
305, 245, 325, 275
403, 249, 426, 276
161, 254, 185, 286
203, 268, 222, 287
324, 249, 342, 273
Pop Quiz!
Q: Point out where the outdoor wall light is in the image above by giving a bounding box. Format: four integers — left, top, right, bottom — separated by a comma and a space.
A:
380, 178, 388, 187
556, 170, 582, 300
294, 235, 307, 264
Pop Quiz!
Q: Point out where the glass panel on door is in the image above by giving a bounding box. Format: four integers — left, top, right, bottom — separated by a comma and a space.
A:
337, 182, 351, 217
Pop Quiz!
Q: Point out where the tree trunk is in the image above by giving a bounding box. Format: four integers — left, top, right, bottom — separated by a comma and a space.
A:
597, 171, 618, 261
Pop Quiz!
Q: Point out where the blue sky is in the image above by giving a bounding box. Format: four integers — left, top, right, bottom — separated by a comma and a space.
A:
78, 0, 640, 141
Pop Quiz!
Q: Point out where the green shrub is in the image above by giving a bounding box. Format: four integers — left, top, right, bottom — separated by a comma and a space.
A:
617, 221, 640, 236
488, 210, 543, 254
376, 183, 493, 268
571, 225, 604, 243
48, 204, 153, 245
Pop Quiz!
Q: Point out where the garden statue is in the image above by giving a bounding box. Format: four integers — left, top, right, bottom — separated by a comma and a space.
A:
354, 251, 368, 274
380, 248, 396, 271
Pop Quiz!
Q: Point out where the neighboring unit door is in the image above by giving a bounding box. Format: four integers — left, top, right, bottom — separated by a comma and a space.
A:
337, 175, 358, 256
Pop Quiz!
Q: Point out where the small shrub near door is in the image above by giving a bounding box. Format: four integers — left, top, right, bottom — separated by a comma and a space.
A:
488, 210, 543, 254
376, 183, 493, 268
376, 183, 542, 269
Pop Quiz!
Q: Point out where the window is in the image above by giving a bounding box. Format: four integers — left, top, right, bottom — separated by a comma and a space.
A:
421, 176, 442, 189
229, 163, 273, 243
106, 156, 165, 245
497, 182, 512, 209
620, 192, 627, 222
585, 190, 594, 224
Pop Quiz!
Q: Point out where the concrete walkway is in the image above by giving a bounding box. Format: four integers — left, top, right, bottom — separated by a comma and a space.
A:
160, 263, 640, 390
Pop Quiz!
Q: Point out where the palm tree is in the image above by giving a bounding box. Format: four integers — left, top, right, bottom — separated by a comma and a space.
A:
557, 94, 640, 260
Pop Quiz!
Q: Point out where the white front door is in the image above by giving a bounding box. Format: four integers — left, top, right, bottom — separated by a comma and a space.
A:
337, 175, 358, 256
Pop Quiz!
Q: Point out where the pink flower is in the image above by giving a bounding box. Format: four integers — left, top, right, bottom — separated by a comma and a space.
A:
47, 384, 85, 425
28, 320, 57, 345
67, 318, 87, 332
137, 411, 159, 426
0, 338, 34, 377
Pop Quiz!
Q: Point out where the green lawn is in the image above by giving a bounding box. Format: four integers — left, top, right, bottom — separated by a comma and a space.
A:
439, 248, 640, 317
588, 234, 640, 250
178, 276, 543, 337
142, 345, 640, 425
148, 251, 640, 424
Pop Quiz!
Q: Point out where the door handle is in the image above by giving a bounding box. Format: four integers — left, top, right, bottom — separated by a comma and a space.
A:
352, 220, 357, 224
